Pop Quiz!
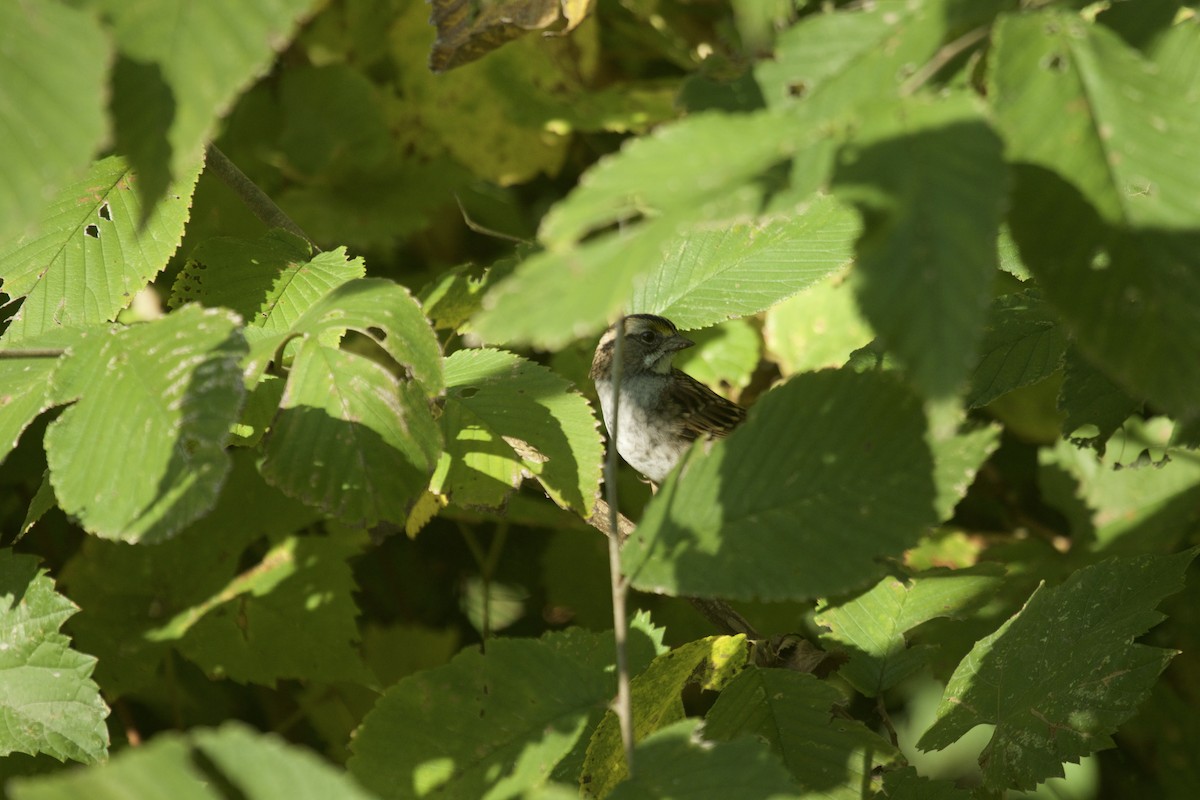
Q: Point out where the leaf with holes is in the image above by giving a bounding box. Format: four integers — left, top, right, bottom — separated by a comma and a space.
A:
991, 11, 1200, 229
171, 231, 365, 342
0, 156, 202, 343
0, 1, 108, 245
44, 306, 246, 542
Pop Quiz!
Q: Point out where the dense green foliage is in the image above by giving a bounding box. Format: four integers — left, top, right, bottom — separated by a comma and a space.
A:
2, 0, 1199, 797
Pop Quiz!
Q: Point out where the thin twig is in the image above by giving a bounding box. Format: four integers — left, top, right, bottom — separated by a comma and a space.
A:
877, 695, 899, 748
900, 26, 989, 96
204, 144, 319, 250
454, 194, 531, 244
0, 349, 66, 359
605, 314, 636, 776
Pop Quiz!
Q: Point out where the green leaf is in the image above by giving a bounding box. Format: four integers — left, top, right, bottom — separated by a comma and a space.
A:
538, 110, 791, 248
7, 722, 376, 800
59, 450, 319, 697
607, 719, 801, 800
880, 768, 972, 800
1057, 346, 1141, 449
0, 357, 57, 465
0, 550, 108, 764
763, 267, 874, 376
171, 231, 365, 342
44, 306, 247, 542
0, 156, 202, 343
0, 1, 109, 245
966, 290, 1069, 409
673, 318, 760, 393
815, 569, 1001, 697
259, 339, 441, 527
285, 278, 444, 394
991, 11, 1200, 229
1008, 165, 1200, 420
1039, 424, 1200, 553
918, 550, 1197, 791
581, 635, 751, 797
348, 632, 617, 800
703, 668, 897, 797
474, 193, 852, 350
623, 369, 936, 601
927, 418, 1002, 524
833, 92, 1006, 398
96, 0, 321, 208
168, 534, 372, 686
434, 348, 603, 516
627, 195, 860, 329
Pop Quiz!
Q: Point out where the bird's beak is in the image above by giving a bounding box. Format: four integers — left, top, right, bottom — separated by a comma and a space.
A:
667, 334, 694, 352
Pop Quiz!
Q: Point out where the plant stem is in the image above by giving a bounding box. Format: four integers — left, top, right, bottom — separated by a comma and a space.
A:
900, 25, 989, 96
605, 314, 636, 776
204, 144, 319, 250
0, 349, 66, 359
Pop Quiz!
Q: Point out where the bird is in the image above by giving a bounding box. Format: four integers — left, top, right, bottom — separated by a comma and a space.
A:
589, 314, 746, 484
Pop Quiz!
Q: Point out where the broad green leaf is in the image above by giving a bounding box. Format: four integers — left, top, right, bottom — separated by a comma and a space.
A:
0, 550, 108, 764
703, 668, 897, 797
673, 318, 760, 393
474, 193, 851, 350
927, 418, 1001, 523
1039, 423, 1200, 553
171, 231, 365, 342
607, 719, 801, 800
991, 11, 1200, 229
0, 1, 108, 244
0, 357, 57, 465
538, 110, 792, 247
919, 550, 1196, 791
1057, 346, 1140, 449
754, 0, 955, 111
763, 267, 874, 375
286, 278, 444, 394
627, 194, 861, 329
259, 339, 441, 527
880, 768, 971, 800
581, 636, 751, 797
9, 737, 208, 800
0, 156, 202, 343
1008, 166, 1200, 419
966, 290, 1069, 409
434, 348, 603, 516
349, 632, 616, 800
833, 92, 1006, 399
755, 0, 977, 196
59, 450, 319, 697
815, 569, 1001, 697
94, 0, 321, 208
168, 534, 372, 686
44, 306, 246, 542
7, 722, 375, 800
623, 369, 936, 601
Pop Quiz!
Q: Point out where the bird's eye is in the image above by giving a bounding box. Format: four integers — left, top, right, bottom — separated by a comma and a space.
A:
638, 331, 657, 344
